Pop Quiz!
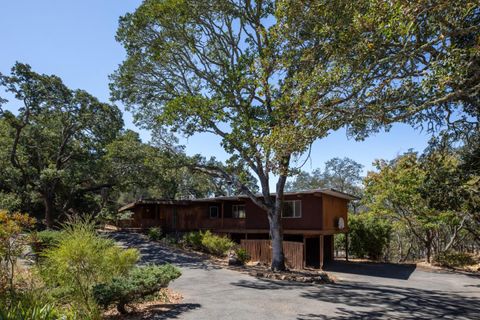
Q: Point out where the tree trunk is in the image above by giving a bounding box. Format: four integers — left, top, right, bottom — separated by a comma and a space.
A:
268, 206, 285, 271
425, 231, 434, 263
117, 301, 127, 314
43, 194, 54, 228
425, 244, 432, 263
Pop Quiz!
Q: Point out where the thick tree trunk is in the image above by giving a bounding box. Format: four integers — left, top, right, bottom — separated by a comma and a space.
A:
425, 231, 434, 263
268, 206, 285, 271
43, 194, 54, 228
425, 244, 432, 263
268, 172, 289, 271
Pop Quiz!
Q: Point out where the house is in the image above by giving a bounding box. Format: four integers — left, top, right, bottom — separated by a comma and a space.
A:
118, 189, 356, 269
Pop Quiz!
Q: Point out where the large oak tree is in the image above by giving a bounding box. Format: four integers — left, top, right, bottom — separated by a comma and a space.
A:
0, 63, 123, 227
111, 0, 479, 270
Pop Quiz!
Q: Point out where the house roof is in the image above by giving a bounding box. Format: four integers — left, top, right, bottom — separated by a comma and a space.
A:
118, 188, 358, 212
197, 188, 359, 201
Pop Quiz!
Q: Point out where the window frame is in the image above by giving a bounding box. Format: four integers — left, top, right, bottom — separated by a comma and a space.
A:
281, 200, 302, 218
209, 206, 219, 219
232, 204, 246, 219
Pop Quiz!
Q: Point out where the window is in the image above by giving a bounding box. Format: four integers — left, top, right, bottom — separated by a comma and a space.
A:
282, 200, 302, 218
209, 206, 219, 219
232, 205, 246, 219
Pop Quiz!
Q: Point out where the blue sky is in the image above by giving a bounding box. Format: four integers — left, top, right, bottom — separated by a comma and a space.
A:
0, 1, 431, 181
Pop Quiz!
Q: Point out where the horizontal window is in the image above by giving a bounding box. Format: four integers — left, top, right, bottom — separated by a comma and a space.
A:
209, 206, 219, 219
282, 200, 302, 218
232, 204, 246, 219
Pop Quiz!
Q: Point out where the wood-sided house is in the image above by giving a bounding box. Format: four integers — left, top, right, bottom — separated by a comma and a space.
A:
118, 189, 356, 269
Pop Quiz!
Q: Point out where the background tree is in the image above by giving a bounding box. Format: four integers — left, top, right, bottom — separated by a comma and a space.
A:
285, 169, 326, 192
420, 136, 480, 249
103, 130, 256, 211
362, 152, 472, 263
323, 158, 364, 196
286, 157, 363, 214
111, 0, 479, 270
0, 63, 123, 227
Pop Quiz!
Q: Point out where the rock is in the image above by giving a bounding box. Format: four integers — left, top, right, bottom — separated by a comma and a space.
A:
228, 252, 242, 266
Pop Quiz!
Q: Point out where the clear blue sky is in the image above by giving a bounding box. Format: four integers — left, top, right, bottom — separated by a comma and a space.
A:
0, 1, 431, 181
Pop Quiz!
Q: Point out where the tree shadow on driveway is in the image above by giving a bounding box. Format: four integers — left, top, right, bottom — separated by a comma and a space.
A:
230, 271, 480, 319
323, 261, 416, 280
298, 281, 480, 319
107, 231, 220, 271
104, 303, 201, 320
231, 278, 314, 290
152, 303, 202, 319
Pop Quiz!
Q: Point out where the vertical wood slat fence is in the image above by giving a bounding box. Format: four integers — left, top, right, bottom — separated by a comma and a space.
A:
240, 239, 304, 270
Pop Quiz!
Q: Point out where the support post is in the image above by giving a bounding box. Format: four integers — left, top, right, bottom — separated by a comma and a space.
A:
330, 235, 334, 262
319, 235, 324, 270
345, 233, 349, 262
303, 236, 307, 268
221, 202, 224, 228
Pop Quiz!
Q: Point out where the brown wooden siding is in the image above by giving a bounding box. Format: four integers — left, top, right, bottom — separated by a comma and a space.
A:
240, 239, 304, 270
245, 194, 324, 230
126, 192, 348, 235
322, 194, 348, 232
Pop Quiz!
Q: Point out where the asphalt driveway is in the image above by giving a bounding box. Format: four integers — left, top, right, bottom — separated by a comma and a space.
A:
110, 232, 480, 320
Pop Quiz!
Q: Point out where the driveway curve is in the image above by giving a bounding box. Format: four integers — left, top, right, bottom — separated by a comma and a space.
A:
109, 232, 480, 320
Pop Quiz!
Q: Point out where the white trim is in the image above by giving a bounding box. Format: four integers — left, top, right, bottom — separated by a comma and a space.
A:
232, 204, 246, 219
281, 200, 302, 218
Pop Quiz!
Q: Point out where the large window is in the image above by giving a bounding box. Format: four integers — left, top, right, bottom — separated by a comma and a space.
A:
209, 206, 219, 219
232, 205, 246, 219
282, 200, 302, 218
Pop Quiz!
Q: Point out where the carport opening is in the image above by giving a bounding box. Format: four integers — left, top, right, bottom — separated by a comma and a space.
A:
305, 237, 320, 268
324, 235, 334, 265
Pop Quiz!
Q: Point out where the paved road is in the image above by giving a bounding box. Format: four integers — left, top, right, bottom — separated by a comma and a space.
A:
110, 232, 480, 320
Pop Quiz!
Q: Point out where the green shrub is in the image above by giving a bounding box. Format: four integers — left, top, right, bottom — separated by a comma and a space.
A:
161, 234, 178, 245
183, 231, 234, 257
30, 230, 63, 255
0, 290, 75, 320
148, 227, 163, 241
0, 300, 59, 320
348, 214, 391, 260
200, 231, 234, 256
235, 248, 250, 264
93, 264, 181, 314
433, 251, 477, 268
0, 210, 35, 292
38, 216, 139, 318
183, 231, 203, 250
334, 233, 346, 254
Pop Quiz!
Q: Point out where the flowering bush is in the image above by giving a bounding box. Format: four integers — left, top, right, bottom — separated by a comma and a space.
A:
0, 210, 35, 292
